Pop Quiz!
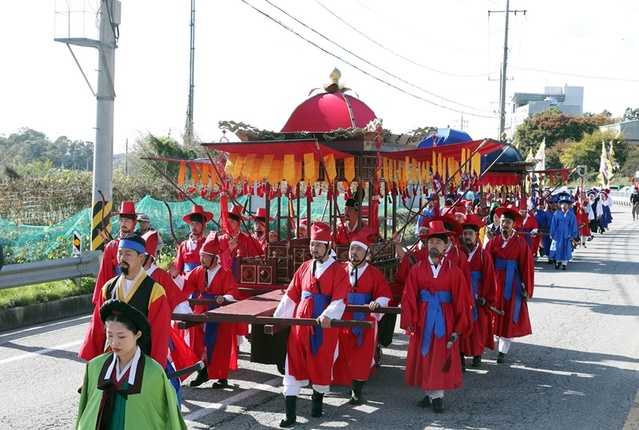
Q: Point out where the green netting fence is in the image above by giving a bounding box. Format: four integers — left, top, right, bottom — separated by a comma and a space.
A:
1, 194, 408, 265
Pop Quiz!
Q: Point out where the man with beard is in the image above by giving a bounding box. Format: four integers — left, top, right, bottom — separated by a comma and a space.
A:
332, 230, 392, 405
273, 221, 349, 427
250, 207, 278, 253
170, 205, 214, 277
400, 220, 472, 413
92, 201, 139, 304
80, 234, 171, 366
549, 196, 579, 270
170, 232, 240, 389
459, 214, 496, 368
485, 204, 534, 364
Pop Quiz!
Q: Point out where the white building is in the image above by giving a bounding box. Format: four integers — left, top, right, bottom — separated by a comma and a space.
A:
505, 85, 584, 140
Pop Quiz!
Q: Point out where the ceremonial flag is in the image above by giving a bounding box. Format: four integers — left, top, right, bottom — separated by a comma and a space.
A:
534, 139, 546, 172
598, 140, 610, 187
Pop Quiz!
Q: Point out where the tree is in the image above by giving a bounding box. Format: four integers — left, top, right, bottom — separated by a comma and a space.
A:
514, 109, 599, 153
623, 107, 639, 120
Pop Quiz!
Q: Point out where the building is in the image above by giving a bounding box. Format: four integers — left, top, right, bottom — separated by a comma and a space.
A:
505, 85, 584, 140
599, 119, 639, 144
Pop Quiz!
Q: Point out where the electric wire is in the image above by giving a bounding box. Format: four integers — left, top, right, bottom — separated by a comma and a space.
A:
314, 0, 496, 79
246, 0, 496, 118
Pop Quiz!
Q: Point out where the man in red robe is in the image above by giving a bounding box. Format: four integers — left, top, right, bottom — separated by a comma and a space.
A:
333, 231, 392, 405
516, 198, 539, 253
218, 204, 261, 275
459, 214, 497, 368
169, 231, 240, 389
400, 220, 472, 413
171, 204, 214, 275
249, 207, 278, 254
92, 201, 138, 304
273, 221, 349, 427
80, 233, 171, 366
485, 204, 534, 363
336, 198, 360, 245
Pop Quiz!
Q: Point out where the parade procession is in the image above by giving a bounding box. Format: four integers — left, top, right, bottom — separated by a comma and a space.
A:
58, 68, 630, 429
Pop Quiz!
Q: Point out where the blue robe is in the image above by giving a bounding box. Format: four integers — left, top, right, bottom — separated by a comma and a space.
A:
535, 209, 554, 256
549, 210, 578, 262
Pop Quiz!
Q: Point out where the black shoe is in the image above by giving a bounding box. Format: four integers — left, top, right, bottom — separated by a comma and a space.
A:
562, 265, 567, 271
211, 379, 228, 389
280, 396, 297, 428
582, 243, 586, 248
189, 367, 209, 387
555, 262, 561, 270
460, 352, 466, 372
311, 390, 324, 418
349, 380, 365, 405
497, 352, 507, 363
471, 355, 482, 367
547, 259, 554, 265
587, 236, 593, 241
432, 397, 444, 413
418, 395, 432, 408
539, 248, 545, 257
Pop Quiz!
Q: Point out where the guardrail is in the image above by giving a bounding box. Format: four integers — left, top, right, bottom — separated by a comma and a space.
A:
0, 251, 101, 290
610, 191, 633, 206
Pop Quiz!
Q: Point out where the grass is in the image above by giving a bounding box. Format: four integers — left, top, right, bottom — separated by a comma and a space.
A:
0, 277, 95, 310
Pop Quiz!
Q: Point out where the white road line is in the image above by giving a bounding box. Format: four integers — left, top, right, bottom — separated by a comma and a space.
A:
184, 376, 282, 422
0, 340, 83, 365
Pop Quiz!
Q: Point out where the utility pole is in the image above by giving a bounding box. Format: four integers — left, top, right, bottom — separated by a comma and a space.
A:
489, 1, 526, 140
55, 0, 119, 251
184, 0, 196, 146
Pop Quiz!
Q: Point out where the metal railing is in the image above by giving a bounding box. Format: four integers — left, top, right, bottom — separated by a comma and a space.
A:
0, 251, 101, 290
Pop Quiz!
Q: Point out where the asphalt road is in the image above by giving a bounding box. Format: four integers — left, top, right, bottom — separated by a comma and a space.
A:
1, 205, 638, 430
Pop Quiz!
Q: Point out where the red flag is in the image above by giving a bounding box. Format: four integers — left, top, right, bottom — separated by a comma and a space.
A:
220, 194, 230, 235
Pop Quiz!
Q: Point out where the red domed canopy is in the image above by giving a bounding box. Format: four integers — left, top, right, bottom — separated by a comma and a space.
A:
280, 68, 377, 133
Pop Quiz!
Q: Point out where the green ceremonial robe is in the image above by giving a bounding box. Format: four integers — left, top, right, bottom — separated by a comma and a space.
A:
76, 350, 187, 430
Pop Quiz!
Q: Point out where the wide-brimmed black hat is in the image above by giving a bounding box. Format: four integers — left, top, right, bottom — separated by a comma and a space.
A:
100, 299, 151, 343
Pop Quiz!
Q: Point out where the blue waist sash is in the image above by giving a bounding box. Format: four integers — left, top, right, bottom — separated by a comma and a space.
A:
348, 292, 373, 347
301, 291, 332, 355
184, 262, 200, 273
418, 290, 452, 356
470, 271, 482, 322
494, 258, 522, 323
200, 291, 219, 364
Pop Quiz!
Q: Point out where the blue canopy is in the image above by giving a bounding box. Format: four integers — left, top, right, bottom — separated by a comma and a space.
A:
481, 146, 523, 170
417, 128, 473, 148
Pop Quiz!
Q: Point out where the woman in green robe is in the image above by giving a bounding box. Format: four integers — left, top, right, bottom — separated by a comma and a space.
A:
76, 299, 187, 430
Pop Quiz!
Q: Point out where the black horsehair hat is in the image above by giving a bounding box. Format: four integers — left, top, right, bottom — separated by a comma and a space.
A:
100, 299, 151, 343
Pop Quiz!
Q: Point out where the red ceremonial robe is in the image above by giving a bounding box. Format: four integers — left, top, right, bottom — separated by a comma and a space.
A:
218, 231, 260, 273
285, 259, 349, 386
182, 265, 240, 379
79, 270, 171, 366
148, 265, 187, 311
460, 243, 497, 356
332, 263, 392, 385
517, 213, 539, 252
400, 259, 472, 391
486, 232, 534, 338
92, 238, 120, 304
175, 236, 205, 275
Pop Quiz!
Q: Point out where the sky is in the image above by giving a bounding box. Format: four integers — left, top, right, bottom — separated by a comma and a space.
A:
2, 0, 639, 155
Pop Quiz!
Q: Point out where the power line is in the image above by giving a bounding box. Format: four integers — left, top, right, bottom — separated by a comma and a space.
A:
243, 0, 496, 118
315, 0, 496, 79
513, 66, 639, 83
